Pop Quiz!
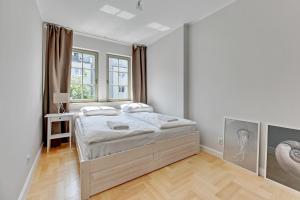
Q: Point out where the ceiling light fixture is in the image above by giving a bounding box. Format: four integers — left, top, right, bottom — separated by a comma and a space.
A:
147, 22, 162, 30
147, 22, 170, 32
117, 11, 136, 20
158, 26, 170, 31
100, 5, 120, 15
136, 0, 143, 11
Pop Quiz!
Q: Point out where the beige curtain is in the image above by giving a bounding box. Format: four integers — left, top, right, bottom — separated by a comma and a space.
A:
42, 23, 73, 145
132, 45, 147, 103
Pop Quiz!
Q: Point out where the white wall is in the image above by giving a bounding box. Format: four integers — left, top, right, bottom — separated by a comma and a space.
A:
0, 0, 43, 199
147, 26, 187, 117
73, 34, 131, 101
188, 0, 300, 171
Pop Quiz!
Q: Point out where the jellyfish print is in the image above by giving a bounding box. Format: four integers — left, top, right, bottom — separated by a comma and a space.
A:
223, 118, 260, 174
234, 129, 250, 161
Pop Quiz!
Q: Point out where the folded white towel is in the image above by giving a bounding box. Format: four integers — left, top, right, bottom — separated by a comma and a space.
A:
107, 121, 129, 130
127, 112, 196, 129
158, 115, 178, 122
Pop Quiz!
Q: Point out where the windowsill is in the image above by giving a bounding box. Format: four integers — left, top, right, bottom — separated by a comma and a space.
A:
69, 100, 133, 112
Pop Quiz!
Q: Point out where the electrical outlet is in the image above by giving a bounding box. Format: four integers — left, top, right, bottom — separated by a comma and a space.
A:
26, 154, 31, 163
218, 137, 223, 145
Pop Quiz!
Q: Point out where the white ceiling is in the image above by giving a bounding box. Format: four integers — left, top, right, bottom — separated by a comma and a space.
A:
37, 0, 235, 45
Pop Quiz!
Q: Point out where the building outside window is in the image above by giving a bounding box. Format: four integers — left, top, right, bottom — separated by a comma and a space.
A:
70, 49, 98, 102
70, 49, 131, 102
107, 54, 131, 101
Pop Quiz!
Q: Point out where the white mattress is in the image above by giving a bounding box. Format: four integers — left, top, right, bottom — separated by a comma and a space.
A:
77, 113, 155, 144
75, 118, 157, 160
75, 113, 197, 160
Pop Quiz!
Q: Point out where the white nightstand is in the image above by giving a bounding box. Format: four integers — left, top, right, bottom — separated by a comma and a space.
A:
45, 113, 74, 152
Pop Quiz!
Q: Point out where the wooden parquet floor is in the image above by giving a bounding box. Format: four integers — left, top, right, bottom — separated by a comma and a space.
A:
27, 143, 300, 200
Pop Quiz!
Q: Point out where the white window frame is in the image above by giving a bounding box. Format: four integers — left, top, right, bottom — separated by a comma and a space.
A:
70, 48, 99, 103
106, 54, 132, 102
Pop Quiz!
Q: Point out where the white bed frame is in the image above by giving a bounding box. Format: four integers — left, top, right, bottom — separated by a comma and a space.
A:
76, 129, 200, 200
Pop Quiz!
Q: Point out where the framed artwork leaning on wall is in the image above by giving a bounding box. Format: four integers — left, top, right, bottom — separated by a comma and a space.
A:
223, 117, 260, 174
265, 125, 300, 192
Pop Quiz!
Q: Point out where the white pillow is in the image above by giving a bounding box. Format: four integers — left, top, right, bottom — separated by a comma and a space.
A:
80, 106, 119, 116
121, 103, 154, 113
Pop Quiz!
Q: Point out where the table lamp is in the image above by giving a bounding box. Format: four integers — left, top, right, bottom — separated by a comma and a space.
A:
53, 93, 69, 113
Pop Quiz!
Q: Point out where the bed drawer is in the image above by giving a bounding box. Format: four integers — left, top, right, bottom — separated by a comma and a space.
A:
155, 141, 198, 168
90, 144, 154, 172
78, 131, 200, 199
90, 155, 154, 195
155, 133, 198, 152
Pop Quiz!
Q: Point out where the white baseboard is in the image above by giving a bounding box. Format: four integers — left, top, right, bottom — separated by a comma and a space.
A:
18, 143, 43, 200
200, 145, 266, 177
200, 145, 223, 158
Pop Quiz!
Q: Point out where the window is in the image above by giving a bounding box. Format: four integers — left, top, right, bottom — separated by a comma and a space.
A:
107, 54, 131, 101
70, 49, 98, 102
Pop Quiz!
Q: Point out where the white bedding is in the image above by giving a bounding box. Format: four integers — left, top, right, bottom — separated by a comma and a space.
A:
75, 112, 197, 160
125, 112, 196, 129
76, 119, 196, 159
75, 119, 157, 159
80, 106, 119, 116
77, 114, 155, 144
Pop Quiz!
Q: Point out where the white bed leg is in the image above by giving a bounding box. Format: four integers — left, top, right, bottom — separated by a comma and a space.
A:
80, 161, 90, 200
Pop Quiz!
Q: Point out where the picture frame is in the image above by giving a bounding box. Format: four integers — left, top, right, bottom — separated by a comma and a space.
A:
265, 124, 300, 192
223, 117, 260, 175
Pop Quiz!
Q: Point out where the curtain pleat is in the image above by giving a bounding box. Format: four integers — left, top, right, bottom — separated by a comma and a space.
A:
132, 45, 147, 103
42, 24, 73, 145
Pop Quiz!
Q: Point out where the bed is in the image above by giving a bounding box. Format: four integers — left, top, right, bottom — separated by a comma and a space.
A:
75, 110, 200, 199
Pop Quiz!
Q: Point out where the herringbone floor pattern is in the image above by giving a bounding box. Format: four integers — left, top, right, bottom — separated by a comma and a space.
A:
27, 143, 300, 200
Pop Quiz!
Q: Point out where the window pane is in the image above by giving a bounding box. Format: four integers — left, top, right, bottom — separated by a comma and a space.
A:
108, 83, 129, 100
118, 86, 128, 99
71, 49, 98, 101
72, 52, 82, 69
83, 61, 93, 69
109, 58, 119, 72
109, 71, 119, 85
72, 52, 82, 63
109, 85, 119, 99
108, 55, 131, 100
70, 84, 82, 100
72, 61, 82, 69
71, 68, 82, 84
119, 72, 128, 86
82, 84, 96, 99
119, 59, 128, 72
83, 69, 95, 85
83, 54, 95, 69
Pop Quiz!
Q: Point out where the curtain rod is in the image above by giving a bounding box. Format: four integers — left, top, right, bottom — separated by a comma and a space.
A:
43, 22, 72, 30
74, 31, 132, 46
133, 44, 147, 48
43, 22, 132, 46
42, 22, 146, 47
